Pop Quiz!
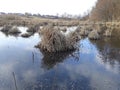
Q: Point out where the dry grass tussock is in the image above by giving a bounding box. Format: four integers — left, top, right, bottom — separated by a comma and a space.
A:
37, 25, 80, 52
65, 31, 81, 49
88, 30, 100, 40
103, 27, 113, 37
27, 24, 40, 33
75, 25, 92, 36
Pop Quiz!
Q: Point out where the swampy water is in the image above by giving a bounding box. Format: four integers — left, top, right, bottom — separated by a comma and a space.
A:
0, 27, 120, 90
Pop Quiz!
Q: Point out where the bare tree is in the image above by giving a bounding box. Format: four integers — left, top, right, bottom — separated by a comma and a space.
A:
90, 0, 120, 21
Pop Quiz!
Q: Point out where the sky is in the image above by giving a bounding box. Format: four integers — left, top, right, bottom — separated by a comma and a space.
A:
0, 0, 97, 15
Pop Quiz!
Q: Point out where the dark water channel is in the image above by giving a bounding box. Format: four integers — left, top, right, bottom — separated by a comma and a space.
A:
0, 27, 120, 90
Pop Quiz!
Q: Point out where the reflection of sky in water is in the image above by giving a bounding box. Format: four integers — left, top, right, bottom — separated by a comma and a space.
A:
96, 54, 120, 74
18, 26, 28, 34
63, 26, 77, 35
0, 27, 120, 90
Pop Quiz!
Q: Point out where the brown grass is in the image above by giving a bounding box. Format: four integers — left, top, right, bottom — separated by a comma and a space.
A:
38, 25, 66, 52
37, 25, 80, 52
27, 24, 40, 33
66, 31, 81, 49
103, 27, 113, 37
88, 30, 100, 40
0, 14, 79, 27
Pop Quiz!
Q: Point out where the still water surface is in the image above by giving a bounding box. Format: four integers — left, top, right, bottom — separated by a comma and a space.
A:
0, 27, 120, 90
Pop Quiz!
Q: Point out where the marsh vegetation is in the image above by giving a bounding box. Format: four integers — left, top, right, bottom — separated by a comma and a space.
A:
0, 0, 120, 89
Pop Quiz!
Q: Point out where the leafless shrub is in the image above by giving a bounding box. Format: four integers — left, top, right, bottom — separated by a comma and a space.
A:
90, 0, 120, 21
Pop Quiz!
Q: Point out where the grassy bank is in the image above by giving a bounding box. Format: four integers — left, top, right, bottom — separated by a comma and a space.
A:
0, 14, 79, 27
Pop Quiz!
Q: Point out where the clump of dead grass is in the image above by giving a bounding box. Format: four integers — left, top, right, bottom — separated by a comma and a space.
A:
27, 24, 40, 33
36, 25, 80, 52
103, 27, 113, 37
88, 30, 100, 40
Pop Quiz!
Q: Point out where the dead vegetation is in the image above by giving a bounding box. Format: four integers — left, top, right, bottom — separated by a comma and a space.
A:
77, 21, 120, 40
103, 28, 113, 37
37, 25, 66, 52
1, 14, 120, 40
88, 30, 100, 40
36, 25, 80, 52
0, 14, 79, 27
65, 31, 81, 49
27, 24, 40, 33
79, 28, 90, 36
90, 0, 120, 21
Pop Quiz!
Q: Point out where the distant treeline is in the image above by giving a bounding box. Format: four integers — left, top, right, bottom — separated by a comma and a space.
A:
0, 12, 60, 19
90, 0, 120, 21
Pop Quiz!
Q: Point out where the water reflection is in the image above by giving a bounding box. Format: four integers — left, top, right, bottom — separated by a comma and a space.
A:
28, 49, 92, 90
1, 31, 20, 37
90, 38, 120, 74
0, 26, 28, 37
40, 50, 79, 69
0, 27, 120, 90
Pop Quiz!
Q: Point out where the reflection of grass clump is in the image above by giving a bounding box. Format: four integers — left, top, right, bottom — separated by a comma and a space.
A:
8, 26, 21, 34
41, 50, 74, 69
1, 25, 12, 32
1, 25, 21, 36
21, 33, 32, 38
37, 25, 80, 52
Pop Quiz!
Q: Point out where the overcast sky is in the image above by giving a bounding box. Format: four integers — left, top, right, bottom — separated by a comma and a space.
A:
0, 0, 97, 15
